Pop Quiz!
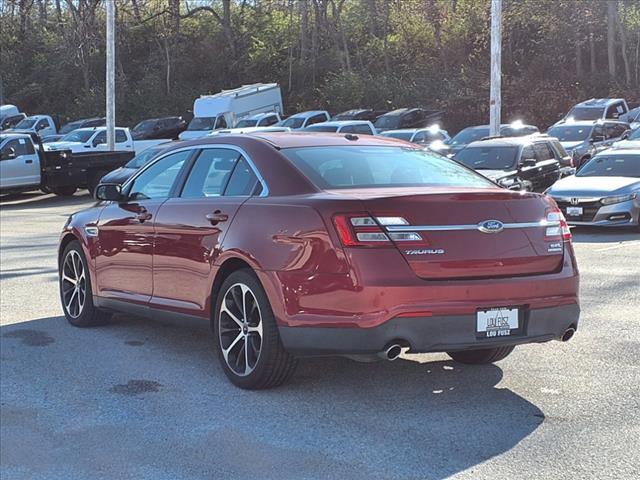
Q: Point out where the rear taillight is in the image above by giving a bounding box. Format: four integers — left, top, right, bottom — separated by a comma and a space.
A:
545, 208, 571, 242
333, 214, 423, 247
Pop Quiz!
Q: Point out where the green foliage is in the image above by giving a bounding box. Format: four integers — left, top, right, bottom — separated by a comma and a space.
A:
0, 0, 639, 132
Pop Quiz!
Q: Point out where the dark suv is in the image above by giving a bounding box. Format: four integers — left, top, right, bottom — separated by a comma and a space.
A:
454, 135, 563, 192
132, 116, 187, 140
374, 108, 443, 132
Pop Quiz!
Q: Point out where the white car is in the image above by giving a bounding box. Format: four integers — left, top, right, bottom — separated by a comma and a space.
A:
279, 110, 330, 130
380, 126, 451, 147
303, 120, 375, 135
8, 114, 57, 137
234, 112, 281, 128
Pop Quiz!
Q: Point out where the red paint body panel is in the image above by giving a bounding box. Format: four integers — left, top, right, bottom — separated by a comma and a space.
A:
58, 134, 580, 355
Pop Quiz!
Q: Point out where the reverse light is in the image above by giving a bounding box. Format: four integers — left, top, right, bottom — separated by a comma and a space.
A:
600, 193, 636, 205
333, 214, 421, 247
545, 209, 571, 241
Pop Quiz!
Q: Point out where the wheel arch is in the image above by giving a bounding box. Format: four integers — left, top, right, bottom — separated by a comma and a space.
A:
209, 257, 255, 319
58, 232, 80, 268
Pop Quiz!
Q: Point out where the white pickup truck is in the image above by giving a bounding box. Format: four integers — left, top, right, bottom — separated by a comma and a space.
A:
44, 126, 168, 155
8, 114, 58, 137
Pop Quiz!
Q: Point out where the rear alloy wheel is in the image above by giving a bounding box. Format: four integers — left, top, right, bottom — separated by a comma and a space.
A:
447, 346, 515, 365
214, 269, 297, 389
60, 241, 111, 327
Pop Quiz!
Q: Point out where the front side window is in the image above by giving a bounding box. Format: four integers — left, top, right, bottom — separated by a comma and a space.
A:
128, 150, 192, 200
1, 138, 34, 158
455, 146, 518, 170
93, 132, 106, 145
181, 149, 240, 198
261, 115, 278, 126
281, 117, 305, 129
284, 146, 494, 189
307, 114, 327, 126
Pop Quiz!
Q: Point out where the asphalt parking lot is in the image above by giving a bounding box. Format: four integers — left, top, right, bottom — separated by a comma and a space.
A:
1, 192, 639, 480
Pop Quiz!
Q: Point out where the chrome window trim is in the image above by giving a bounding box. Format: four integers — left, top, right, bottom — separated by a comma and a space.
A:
385, 220, 559, 232
121, 143, 269, 197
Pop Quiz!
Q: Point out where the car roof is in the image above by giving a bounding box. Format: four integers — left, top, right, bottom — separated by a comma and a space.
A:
575, 98, 625, 107
288, 110, 328, 119
0, 133, 32, 141
553, 120, 629, 127
465, 135, 548, 148
596, 148, 640, 156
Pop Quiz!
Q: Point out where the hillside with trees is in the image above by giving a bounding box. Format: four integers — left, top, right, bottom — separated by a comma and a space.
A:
1, 0, 639, 132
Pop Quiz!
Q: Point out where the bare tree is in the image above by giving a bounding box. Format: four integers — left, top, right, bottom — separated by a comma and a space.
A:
607, 0, 616, 78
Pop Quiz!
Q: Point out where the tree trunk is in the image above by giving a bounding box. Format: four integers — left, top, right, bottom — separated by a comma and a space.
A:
607, 0, 616, 78
576, 40, 583, 78
382, 0, 390, 77
589, 31, 596, 74
615, 2, 631, 86
222, 0, 236, 57
299, 0, 309, 61
367, 0, 377, 37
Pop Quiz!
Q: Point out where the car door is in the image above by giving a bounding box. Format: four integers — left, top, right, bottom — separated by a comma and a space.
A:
94, 149, 194, 304
532, 142, 560, 191
517, 145, 538, 191
0, 138, 40, 189
151, 147, 263, 316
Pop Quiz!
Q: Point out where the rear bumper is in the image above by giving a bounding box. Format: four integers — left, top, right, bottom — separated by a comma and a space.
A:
279, 303, 580, 356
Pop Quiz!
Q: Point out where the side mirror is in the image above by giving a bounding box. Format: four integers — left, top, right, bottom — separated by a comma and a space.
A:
522, 158, 537, 167
1, 147, 17, 160
95, 183, 123, 201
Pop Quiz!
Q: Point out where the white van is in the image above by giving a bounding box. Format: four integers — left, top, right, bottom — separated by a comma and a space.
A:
179, 83, 283, 140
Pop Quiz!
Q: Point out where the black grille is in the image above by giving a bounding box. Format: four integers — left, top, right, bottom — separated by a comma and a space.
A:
556, 200, 601, 222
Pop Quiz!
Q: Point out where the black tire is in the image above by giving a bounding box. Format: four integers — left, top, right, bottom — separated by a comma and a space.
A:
52, 186, 77, 196
447, 345, 515, 365
213, 269, 297, 389
59, 240, 111, 327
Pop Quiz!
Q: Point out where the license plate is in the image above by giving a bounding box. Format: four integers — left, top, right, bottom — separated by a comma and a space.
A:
566, 206, 583, 216
476, 308, 519, 338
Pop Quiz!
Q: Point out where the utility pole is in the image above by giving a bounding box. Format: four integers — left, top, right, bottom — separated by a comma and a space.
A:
489, 0, 502, 137
106, 0, 116, 150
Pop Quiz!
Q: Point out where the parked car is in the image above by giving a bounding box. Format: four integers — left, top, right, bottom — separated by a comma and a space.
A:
303, 120, 376, 135
546, 120, 630, 168
98, 144, 169, 187
44, 126, 168, 155
331, 109, 382, 122
209, 126, 291, 136
546, 149, 639, 230
454, 135, 561, 192
0, 132, 133, 196
132, 116, 187, 140
442, 122, 540, 156
180, 83, 283, 140
612, 127, 640, 150
373, 108, 443, 132
60, 132, 579, 389
8, 114, 58, 137
43, 117, 106, 143
557, 98, 629, 124
0, 105, 26, 131
379, 126, 451, 146
279, 110, 330, 130
234, 112, 281, 128
620, 106, 640, 131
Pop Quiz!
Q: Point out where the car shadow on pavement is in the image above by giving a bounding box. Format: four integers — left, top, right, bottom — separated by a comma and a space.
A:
571, 226, 639, 243
1, 314, 544, 480
0, 192, 94, 211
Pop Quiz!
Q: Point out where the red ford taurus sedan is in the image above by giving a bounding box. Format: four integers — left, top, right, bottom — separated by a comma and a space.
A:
58, 133, 580, 389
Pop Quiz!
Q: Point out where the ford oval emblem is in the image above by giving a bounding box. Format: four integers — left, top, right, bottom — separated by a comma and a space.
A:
478, 219, 504, 234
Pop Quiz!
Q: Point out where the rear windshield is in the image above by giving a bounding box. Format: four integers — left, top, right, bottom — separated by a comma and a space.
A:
577, 154, 640, 178
282, 146, 493, 189
455, 146, 518, 170
547, 125, 591, 142
566, 106, 604, 121
449, 127, 489, 145
187, 117, 216, 131
304, 125, 339, 133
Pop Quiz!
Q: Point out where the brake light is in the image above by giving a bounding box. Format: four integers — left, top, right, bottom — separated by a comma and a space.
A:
545, 208, 571, 241
333, 214, 422, 247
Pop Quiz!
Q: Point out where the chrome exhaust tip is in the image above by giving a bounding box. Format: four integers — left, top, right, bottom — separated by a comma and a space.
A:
378, 344, 403, 361
561, 327, 576, 342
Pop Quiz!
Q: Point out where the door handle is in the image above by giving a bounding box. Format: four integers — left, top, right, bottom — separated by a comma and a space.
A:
25, 159, 33, 164
206, 210, 229, 225
135, 210, 152, 222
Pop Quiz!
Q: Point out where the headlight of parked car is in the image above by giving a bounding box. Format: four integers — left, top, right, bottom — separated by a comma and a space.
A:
600, 193, 637, 205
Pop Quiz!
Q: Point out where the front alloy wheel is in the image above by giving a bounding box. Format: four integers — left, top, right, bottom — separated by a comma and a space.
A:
61, 250, 86, 318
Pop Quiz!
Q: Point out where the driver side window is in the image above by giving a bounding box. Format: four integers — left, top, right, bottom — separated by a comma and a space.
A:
128, 150, 192, 201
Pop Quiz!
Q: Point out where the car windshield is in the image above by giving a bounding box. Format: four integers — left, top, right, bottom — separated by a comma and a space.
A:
281, 117, 305, 129
125, 148, 161, 168
60, 130, 94, 143
547, 125, 591, 142
304, 125, 339, 132
187, 117, 216, 131
454, 146, 518, 170
449, 127, 489, 145
59, 121, 84, 134
235, 119, 258, 128
381, 131, 414, 141
133, 120, 157, 131
15, 119, 37, 129
629, 129, 640, 140
566, 106, 604, 121
577, 154, 640, 178
282, 146, 493, 189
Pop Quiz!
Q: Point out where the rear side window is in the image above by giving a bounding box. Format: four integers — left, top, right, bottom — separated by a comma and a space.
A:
307, 114, 327, 126
225, 157, 260, 196
215, 116, 228, 129
351, 124, 374, 135
181, 148, 239, 198
283, 146, 493, 189
533, 143, 554, 161
115, 130, 127, 143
